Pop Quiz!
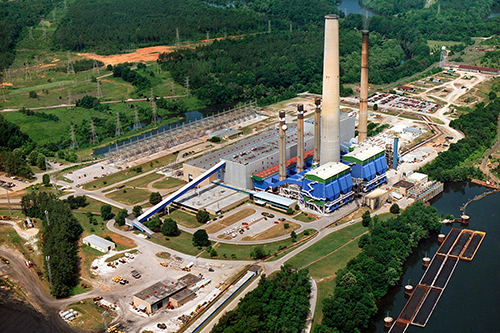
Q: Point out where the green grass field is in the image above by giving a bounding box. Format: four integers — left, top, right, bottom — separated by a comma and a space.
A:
164, 208, 203, 228
285, 223, 366, 269
124, 172, 163, 188
152, 177, 185, 190
105, 188, 150, 205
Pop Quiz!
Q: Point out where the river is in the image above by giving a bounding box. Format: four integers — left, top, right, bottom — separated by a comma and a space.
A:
368, 181, 500, 332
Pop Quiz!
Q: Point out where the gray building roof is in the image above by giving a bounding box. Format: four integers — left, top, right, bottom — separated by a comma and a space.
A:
252, 191, 296, 207
134, 273, 202, 303
83, 234, 115, 250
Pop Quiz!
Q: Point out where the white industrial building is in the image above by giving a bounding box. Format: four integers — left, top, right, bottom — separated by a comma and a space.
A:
82, 234, 116, 253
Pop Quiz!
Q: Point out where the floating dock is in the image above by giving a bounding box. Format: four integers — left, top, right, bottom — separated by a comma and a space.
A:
389, 228, 485, 332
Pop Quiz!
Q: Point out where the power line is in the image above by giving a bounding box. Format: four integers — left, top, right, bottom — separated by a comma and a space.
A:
93, 56, 100, 76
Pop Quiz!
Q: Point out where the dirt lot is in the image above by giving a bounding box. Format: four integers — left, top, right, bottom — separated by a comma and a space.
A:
77, 46, 176, 65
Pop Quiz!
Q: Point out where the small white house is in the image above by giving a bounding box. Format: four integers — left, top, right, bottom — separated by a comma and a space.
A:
82, 234, 115, 253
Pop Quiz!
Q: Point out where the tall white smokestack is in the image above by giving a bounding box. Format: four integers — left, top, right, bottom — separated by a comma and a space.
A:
279, 110, 287, 181
358, 30, 369, 143
297, 104, 304, 172
320, 14, 341, 164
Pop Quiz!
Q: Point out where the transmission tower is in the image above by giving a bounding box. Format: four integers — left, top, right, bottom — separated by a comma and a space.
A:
67, 90, 72, 110
440, 46, 447, 68
24, 66, 32, 82
29, 26, 34, 40
66, 52, 75, 75
41, 19, 46, 39
96, 80, 102, 98
52, 8, 56, 22
268, 20, 271, 33
290, 23, 293, 33
90, 119, 97, 144
115, 112, 123, 136
176, 28, 180, 48
206, 31, 210, 45
171, 81, 175, 95
92, 57, 100, 76
134, 107, 140, 129
437, 4, 441, 15
224, 27, 227, 39
70, 125, 77, 149
64, 0, 67, 9
151, 90, 158, 125
185, 76, 190, 96
4, 68, 11, 79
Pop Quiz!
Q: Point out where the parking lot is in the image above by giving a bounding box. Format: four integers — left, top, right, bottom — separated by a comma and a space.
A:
368, 92, 440, 113
63, 162, 120, 186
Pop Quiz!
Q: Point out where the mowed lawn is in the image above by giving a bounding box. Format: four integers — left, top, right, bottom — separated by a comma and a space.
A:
310, 241, 363, 328
286, 222, 366, 269
204, 208, 256, 234
124, 173, 164, 188
164, 209, 203, 228
152, 177, 185, 190
105, 188, 150, 205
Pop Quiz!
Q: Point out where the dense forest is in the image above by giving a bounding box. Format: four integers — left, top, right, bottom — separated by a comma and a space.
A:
420, 96, 500, 182
0, 0, 64, 73
0, 115, 34, 178
211, 265, 311, 333
159, 24, 438, 105
21, 192, 83, 298
315, 202, 441, 333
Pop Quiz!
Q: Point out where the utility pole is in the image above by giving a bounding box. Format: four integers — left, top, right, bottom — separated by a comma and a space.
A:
134, 107, 140, 129
45, 255, 52, 286
4, 186, 11, 215
67, 90, 72, 110
185, 76, 190, 96
96, 80, 102, 98
67, 52, 75, 75
70, 125, 77, 149
116, 112, 123, 136
93, 57, 100, 76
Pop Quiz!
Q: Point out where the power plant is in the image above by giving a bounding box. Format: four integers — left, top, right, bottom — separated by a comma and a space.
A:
135, 14, 388, 224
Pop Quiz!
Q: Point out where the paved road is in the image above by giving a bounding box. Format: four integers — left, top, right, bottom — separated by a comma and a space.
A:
480, 114, 500, 184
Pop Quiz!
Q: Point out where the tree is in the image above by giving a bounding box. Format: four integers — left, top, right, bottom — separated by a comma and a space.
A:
196, 209, 210, 223
42, 174, 50, 186
144, 216, 162, 232
37, 153, 47, 170
193, 229, 210, 247
29, 90, 38, 99
373, 103, 378, 111
115, 209, 128, 226
28, 150, 39, 166
161, 218, 180, 236
362, 210, 372, 228
100, 205, 114, 220
390, 203, 400, 214
132, 205, 143, 217
489, 91, 497, 100
149, 192, 162, 205
208, 136, 221, 143
250, 245, 267, 259
286, 207, 294, 215
291, 230, 297, 242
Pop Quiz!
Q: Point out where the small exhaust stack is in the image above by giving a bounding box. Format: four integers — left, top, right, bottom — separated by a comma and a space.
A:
358, 30, 369, 143
279, 110, 287, 181
297, 104, 304, 172
314, 98, 321, 165
320, 14, 341, 163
